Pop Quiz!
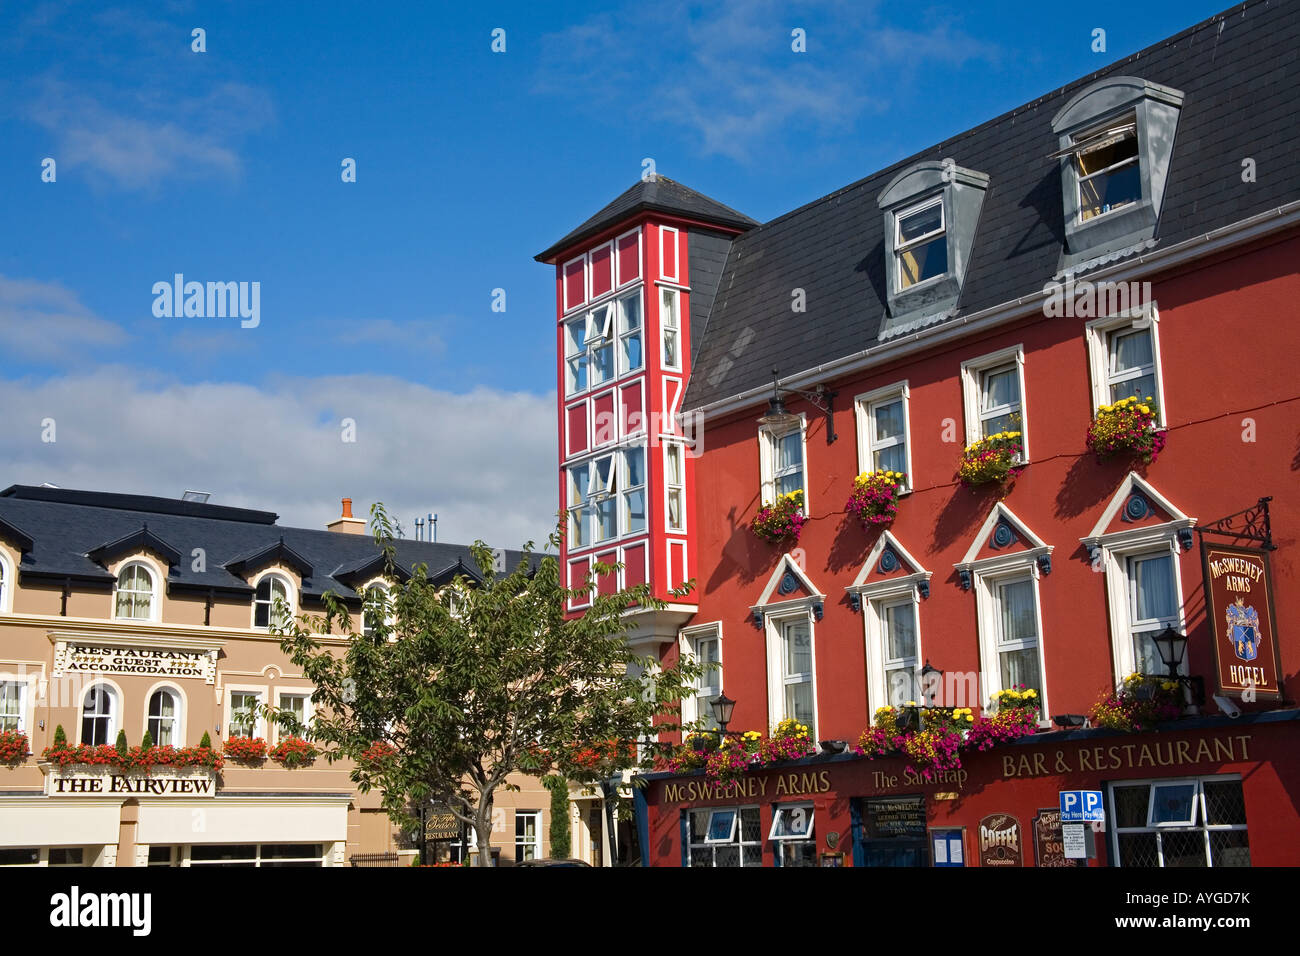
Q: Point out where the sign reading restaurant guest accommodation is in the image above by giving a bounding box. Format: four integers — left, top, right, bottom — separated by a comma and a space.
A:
52, 640, 218, 684
1201, 543, 1283, 701
43, 765, 217, 798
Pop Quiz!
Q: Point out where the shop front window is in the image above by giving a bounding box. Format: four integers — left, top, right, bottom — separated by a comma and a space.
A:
770, 804, 816, 867
1110, 775, 1249, 867
686, 806, 762, 867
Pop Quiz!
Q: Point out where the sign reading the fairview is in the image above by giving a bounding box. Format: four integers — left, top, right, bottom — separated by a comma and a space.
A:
45, 767, 217, 798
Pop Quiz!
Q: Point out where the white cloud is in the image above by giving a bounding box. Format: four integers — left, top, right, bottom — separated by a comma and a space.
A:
0, 369, 560, 552
27, 79, 273, 189
536, 0, 1001, 163
0, 275, 128, 362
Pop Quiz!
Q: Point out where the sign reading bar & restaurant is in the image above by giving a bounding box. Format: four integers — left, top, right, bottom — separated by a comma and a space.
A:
1201, 543, 1283, 700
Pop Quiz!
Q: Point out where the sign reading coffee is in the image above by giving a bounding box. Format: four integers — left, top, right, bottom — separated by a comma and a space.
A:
1201, 544, 1282, 700
978, 814, 1022, 867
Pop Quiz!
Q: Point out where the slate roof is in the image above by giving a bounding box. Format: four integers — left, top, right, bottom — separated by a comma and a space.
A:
680, 0, 1300, 411
535, 176, 759, 263
0, 485, 534, 602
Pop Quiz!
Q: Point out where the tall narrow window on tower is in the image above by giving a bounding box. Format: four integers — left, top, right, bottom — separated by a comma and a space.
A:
661, 288, 681, 370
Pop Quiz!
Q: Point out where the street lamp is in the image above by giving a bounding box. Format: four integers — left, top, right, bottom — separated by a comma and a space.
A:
709, 692, 737, 736
756, 369, 838, 444
1152, 626, 1188, 677
920, 660, 942, 703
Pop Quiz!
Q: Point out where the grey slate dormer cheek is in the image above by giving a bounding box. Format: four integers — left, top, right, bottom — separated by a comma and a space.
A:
876, 160, 990, 342
1051, 76, 1185, 271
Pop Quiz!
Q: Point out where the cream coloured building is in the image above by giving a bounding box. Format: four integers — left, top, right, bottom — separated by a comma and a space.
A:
0, 484, 555, 867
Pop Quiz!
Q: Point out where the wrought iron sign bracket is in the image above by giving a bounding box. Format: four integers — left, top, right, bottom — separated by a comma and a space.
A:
1195, 496, 1275, 550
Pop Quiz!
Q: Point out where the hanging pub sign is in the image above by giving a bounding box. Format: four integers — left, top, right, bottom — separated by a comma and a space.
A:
978, 814, 1022, 867
1032, 809, 1082, 868
1201, 543, 1283, 701
424, 803, 460, 841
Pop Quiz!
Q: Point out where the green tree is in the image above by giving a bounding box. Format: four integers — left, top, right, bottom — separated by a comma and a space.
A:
53, 725, 67, 748
199, 731, 212, 749
115, 729, 128, 758
141, 730, 155, 751
545, 775, 571, 859
277, 506, 700, 867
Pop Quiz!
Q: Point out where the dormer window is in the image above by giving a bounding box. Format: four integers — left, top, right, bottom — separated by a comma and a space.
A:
253, 573, 292, 630
1050, 77, 1184, 267
1071, 116, 1140, 222
895, 198, 947, 290
114, 562, 157, 621
877, 160, 989, 341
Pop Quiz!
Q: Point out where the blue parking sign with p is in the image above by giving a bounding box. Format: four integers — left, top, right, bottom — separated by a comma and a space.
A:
1060, 790, 1104, 822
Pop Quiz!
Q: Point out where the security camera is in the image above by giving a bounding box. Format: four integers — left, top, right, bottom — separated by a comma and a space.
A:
1213, 695, 1241, 719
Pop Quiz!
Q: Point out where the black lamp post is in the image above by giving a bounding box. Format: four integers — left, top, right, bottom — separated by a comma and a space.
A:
1150, 626, 1205, 707
709, 692, 737, 737
920, 660, 942, 704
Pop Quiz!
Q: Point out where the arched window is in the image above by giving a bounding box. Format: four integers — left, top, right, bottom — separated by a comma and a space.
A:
81, 685, 117, 746
253, 574, 292, 630
362, 582, 391, 637
0, 554, 8, 612
114, 563, 156, 621
148, 688, 181, 746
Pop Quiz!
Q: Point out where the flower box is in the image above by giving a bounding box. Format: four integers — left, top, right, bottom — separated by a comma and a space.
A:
958, 432, 1023, 487
0, 731, 29, 766
751, 491, 806, 545
845, 470, 905, 528
41, 742, 223, 771
222, 736, 268, 764
269, 736, 318, 768
1086, 397, 1166, 464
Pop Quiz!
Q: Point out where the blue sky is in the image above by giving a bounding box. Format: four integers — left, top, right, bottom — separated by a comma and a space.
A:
0, 0, 1233, 547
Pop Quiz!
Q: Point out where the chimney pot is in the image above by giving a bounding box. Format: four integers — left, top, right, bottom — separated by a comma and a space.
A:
342, 497, 353, 518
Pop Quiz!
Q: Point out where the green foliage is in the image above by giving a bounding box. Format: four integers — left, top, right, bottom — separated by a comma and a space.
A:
199, 731, 212, 749
545, 776, 571, 859
277, 504, 703, 867
115, 729, 128, 757
141, 730, 154, 751
53, 725, 67, 747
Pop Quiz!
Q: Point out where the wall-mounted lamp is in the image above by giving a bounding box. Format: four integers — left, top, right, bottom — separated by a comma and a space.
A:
757, 368, 838, 444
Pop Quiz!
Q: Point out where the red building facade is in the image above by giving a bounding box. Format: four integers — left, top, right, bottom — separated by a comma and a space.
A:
537, 1, 1300, 867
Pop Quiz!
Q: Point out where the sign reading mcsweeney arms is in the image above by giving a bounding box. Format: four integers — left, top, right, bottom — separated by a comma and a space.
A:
45, 767, 217, 798
1201, 544, 1283, 700
53, 642, 217, 683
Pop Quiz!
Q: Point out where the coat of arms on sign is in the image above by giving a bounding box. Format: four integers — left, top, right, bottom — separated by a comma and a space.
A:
1226, 597, 1261, 662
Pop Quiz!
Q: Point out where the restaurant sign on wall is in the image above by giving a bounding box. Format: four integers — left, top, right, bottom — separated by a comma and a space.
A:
978, 814, 1022, 867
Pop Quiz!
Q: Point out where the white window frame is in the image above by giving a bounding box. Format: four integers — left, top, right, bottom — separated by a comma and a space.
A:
1083, 474, 1195, 685
679, 623, 722, 731
616, 289, 644, 376
274, 690, 315, 743
702, 807, 739, 845
894, 196, 947, 292
1072, 115, 1140, 223
866, 589, 923, 711
1085, 305, 1168, 428
621, 445, 646, 536
0, 549, 13, 614
660, 286, 681, 371
686, 805, 762, 867
251, 571, 295, 632
0, 678, 31, 735
113, 559, 160, 623
961, 345, 1029, 460
1109, 774, 1249, 868
854, 381, 913, 493
664, 440, 686, 532
144, 683, 184, 747
768, 803, 815, 842
514, 810, 542, 862
765, 609, 818, 740
758, 415, 808, 510
564, 315, 589, 396
568, 447, 646, 549
361, 579, 394, 638
225, 685, 266, 740
972, 563, 1049, 721
79, 681, 121, 746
